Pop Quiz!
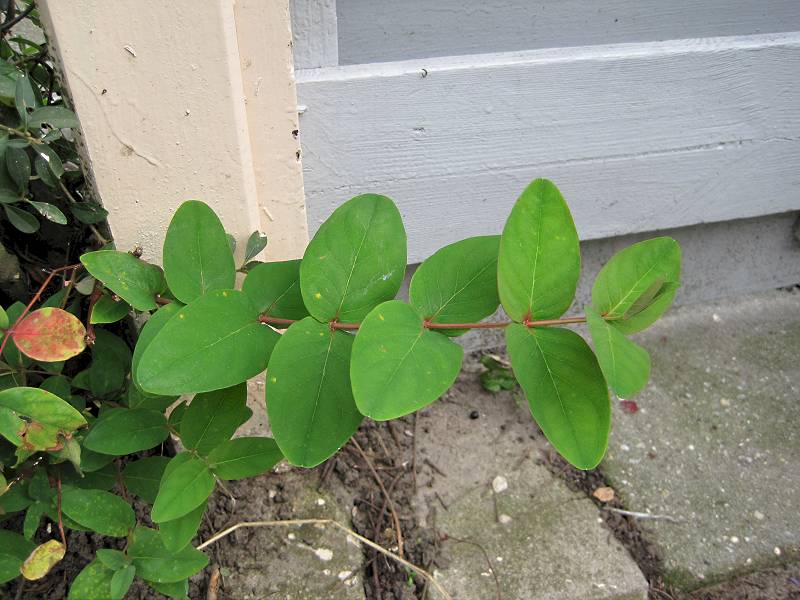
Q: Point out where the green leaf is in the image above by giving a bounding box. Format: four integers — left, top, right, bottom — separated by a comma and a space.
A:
23, 502, 46, 539
90, 294, 131, 324
0, 305, 8, 329
83, 408, 169, 455
266, 317, 362, 467
123, 456, 170, 504
0, 192, 21, 204
136, 290, 278, 395
27, 200, 66, 224
351, 300, 463, 420
160, 499, 206, 552
96, 549, 127, 571
163, 200, 235, 304
67, 560, 114, 600
5, 146, 30, 191
147, 579, 189, 598
300, 194, 406, 323
244, 230, 268, 262
151, 454, 214, 523
0, 387, 86, 451
409, 235, 500, 335
35, 144, 64, 178
208, 437, 282, 480
4, 204, 38, 233
226, 233, 236, 254
180, 383, 247, 454
110, 564, 136, 600
80, 250, 165, 311
85, 329, 131, 397
242, 259, 308, 319
497, 179, 580, 322
506, 325, 610, 470
129, 526, 208, 583
60, 487, 135, 537
591, 237, 681, 334
69, 201, 108, 225
131, 302, 181, 390
0, 530, 35, 584
14, 72, 35, 124
10, 307, 86, 362
125, 384, 176, 412
27, 106, 80, 129
585, 306, 651, 398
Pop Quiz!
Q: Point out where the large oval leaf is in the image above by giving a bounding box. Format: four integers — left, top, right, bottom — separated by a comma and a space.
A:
83, 408, 169, 455
122, 456, 170, 504
506, 325, 610, 470
151, 454, 214, 523
131, 302, 182, 391
160, 499, 207, 552
0, 387, 86, 451
266, 318, 362, 467
128, 526, 208, 583
60, 487, 135, 537
300, 194, 406, 323
351, 301, 463, 420
585, 306, 651, 398
409, 236, 500, 335
497, 179, 580, 322
162, 200, 235, 304
11, 307, 86, 361
0, 530, 35, 584
80, 250, 165, 311
179, 383, 247, 454
136, 290, 278, 395
242, 259, 308, 319
591, 237, 681, 334
68, 561, 115, 600
208, 437, 283, 480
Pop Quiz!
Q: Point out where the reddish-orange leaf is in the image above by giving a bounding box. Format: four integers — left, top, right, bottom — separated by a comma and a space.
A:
11, 307, 86, 362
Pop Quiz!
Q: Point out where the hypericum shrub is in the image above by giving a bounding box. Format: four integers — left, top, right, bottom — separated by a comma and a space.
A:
0, 177, 680, 598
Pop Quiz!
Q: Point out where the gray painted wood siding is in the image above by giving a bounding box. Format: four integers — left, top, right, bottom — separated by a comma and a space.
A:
296, 33, 800, 263
334, 0, 800, 64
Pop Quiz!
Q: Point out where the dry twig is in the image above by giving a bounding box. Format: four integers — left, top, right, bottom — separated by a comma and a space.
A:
196, 518, 452, 600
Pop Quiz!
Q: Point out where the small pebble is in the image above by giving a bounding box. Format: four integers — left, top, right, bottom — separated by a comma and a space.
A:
774, 547, 782, 556
754, 511, 765, 520
469, 410, 480, 419
492, 475, 508, 493
498, 514, 512, 525
314, 548, 333, 561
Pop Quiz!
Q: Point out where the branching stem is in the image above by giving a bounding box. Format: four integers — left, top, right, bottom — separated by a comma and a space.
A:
258, 314, 588, 331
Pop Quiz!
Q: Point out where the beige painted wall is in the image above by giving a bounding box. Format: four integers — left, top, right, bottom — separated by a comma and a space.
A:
39, 0, 308, 263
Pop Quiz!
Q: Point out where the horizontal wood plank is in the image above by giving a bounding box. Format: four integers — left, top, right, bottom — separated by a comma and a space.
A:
335, 0, 800, 64
296, 33, 800, 262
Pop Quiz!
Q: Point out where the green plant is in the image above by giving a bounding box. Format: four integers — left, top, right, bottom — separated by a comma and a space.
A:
0, 177, 680, 598
0, 0, 108, 237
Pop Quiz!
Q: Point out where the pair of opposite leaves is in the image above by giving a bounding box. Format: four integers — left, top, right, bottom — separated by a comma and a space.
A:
127, 180, 679, 470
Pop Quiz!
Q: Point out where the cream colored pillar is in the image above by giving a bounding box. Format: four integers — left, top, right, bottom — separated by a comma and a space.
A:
39, 0, 308, 262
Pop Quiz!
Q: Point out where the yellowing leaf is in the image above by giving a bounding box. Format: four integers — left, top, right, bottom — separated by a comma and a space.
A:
21, 540, 65, 580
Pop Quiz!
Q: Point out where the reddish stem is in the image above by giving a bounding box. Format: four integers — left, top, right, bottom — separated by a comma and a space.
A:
56, 475, 67, 550
259, 314, 587, 331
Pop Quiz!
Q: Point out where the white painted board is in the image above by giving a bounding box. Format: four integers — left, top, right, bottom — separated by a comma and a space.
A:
296, 33, 800, 262
335, 0, 800, 64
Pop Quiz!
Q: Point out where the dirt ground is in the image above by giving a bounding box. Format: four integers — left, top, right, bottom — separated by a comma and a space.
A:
2, 352, 799, 599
